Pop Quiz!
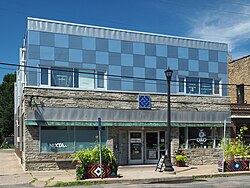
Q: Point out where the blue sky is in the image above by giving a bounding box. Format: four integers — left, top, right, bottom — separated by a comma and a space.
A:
0, 0, 249, 83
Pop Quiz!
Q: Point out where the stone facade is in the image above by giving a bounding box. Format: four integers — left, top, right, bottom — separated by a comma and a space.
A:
20, 87, 229, 170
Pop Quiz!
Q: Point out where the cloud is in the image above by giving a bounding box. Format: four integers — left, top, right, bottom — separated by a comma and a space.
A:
189, 5, 250, 54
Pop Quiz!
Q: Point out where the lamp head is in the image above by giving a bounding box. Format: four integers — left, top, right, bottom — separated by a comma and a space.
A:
165, 67, 173, 82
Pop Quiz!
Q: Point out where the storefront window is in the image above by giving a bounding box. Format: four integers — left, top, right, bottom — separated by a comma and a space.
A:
179, 127, 223, 149
40, 126, 107, 153
75, 127, 106, 151
41, 126, 74, 153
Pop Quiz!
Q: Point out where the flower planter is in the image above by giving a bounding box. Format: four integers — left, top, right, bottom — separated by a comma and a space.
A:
76, 164, 118, 180
218, 160, 249, 172
176, 160, 186, 167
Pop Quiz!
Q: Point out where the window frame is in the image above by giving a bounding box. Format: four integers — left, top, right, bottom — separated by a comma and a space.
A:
177, 76, 222, 96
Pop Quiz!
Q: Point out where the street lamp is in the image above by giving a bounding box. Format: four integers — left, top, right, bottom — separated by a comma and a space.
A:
164, 67, 174, 172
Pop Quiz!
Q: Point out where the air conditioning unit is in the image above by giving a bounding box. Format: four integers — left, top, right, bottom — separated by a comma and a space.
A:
17, 137, 20, 143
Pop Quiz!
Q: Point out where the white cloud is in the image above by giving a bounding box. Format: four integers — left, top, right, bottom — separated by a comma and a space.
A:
189, 5, 250, 55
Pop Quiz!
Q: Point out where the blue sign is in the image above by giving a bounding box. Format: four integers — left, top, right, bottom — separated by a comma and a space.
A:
139, 95, 151, 109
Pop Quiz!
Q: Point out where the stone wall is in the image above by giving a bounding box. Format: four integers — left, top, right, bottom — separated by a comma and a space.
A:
185, 148, 223, 165
23, 87, 230, 112
21, 87, 230, 170
228, 55, 250, 104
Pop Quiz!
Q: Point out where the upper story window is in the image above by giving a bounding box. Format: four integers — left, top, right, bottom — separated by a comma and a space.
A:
40, 66, 106, 90
237, 84, 244, 104
178, 76, 221, 95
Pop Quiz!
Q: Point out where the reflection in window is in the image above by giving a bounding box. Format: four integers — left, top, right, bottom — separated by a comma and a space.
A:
41, 67, 48, 85
51, 67, 73, 87
179, 77, 184, 92
200, 78, 212, 95
214, 80, 220, 95
97, 71, 105, 88
79, 70, 95, 89
186, 77, 199, 94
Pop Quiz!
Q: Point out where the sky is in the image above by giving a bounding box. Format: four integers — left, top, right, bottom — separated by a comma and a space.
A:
0, 0, 250, 83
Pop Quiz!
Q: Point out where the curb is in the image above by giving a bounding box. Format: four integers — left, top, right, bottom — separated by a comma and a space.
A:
193, 171, 250, 179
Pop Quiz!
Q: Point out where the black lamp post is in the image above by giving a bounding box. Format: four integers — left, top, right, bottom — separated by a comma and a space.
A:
164, 67, 174, 172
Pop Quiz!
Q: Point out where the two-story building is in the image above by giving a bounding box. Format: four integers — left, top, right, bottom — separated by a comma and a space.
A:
228, 55, 250, 144
14, 17, 231, 171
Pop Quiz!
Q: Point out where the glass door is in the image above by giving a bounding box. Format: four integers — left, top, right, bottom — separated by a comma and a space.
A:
145, 132, 158, 163
129, 132, 143, 164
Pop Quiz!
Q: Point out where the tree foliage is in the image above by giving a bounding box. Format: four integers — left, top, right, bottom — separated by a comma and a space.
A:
0, 73, 16, 143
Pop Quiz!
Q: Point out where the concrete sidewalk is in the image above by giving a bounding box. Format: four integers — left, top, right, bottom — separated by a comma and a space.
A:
1, 149, 250, 187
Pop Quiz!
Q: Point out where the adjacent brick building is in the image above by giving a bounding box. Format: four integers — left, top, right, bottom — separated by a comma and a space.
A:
14, 18, 230, 170
228, 55, 250, 143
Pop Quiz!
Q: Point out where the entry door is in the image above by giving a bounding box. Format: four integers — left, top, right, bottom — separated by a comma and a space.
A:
129, 132, 143, 164
145, 132, 158, 163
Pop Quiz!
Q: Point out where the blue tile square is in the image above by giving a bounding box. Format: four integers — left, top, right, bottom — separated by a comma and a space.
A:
167, 46, 178, 58
188, 48, 198, 60
29, 31, 40, 45
199, 49, 208, 61
145, 56, 156, 68
133, 67, 145, 78
69, 49, 83, 62
145, 80, 157, 92
108, 76, 121, 90
96, 51, 109, 64
178, 47, 188, 59
133, 42, 145, 55
218, 62, 227, 74
167, 58, 178, 70
156, 69, 165, 79
156, 45, 167, 57
82, 37, 96, 50
121, 41, 133, 54
145, 43, 156, 56
69, 35, 82, 49
109, 53, 121, 65
156, 57, 167, 69
133, 81, 145, 92
199, 61, 209, 72
121, 54, 133, 66
133, 55, 145, 67
121, 66, 133, 77
83, 50, 96, 64
29, 45, 40, 59
208, 62, 218, 73
55, 61, 69, 67
55, 34, 69, 48
209, 50, 218, 62
121, 78, 134, 91
189, 71, 199, 77
40, 46, 54, 60
178, 59, 188, 71
109, 65, 121, 76
145, 68, 156, 79
218, 51, 228, 63
189, 60, 199, 71
156, 80, 167, 93
96, 38, 108, 51
40, 32, 55, 46
55, 48, 69, 61
109, 40, 121, 53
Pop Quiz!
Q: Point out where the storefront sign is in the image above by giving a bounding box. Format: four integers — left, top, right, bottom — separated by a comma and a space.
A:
130, 138, 142, 143
49, 143, 67, 148
196, 129, 207, 145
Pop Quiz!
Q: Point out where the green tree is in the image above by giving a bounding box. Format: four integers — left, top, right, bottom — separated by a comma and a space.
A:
0, 73, 16, 144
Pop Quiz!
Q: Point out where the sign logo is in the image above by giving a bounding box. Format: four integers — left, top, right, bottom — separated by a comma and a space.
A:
49, 143, 67, 149
196, 129, 207, 145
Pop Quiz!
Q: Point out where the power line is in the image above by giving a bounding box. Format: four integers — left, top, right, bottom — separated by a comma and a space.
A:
0, 61, 240, 89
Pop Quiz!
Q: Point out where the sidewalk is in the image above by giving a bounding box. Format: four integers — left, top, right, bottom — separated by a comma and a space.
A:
1, 149, 250, 187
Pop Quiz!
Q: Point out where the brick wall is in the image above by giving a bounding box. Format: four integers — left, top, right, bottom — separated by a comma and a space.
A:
228, 55, 250, 104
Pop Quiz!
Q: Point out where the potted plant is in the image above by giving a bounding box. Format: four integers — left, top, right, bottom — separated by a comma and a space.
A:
73, 144, 118, 180
175, 149, 187, 167
219, 126, 249, 172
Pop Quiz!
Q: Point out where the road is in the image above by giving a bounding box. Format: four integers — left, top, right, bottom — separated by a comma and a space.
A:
84, 175, 250, 188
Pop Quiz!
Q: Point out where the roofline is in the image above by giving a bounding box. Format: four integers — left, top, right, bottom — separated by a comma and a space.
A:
230, 54, 250, 64
27, 17, 228, 47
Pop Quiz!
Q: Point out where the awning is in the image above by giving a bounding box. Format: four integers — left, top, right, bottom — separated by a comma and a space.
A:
25, 120, 224, 127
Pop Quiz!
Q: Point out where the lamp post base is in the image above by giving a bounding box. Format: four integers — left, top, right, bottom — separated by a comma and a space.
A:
164, 163, 174, 172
